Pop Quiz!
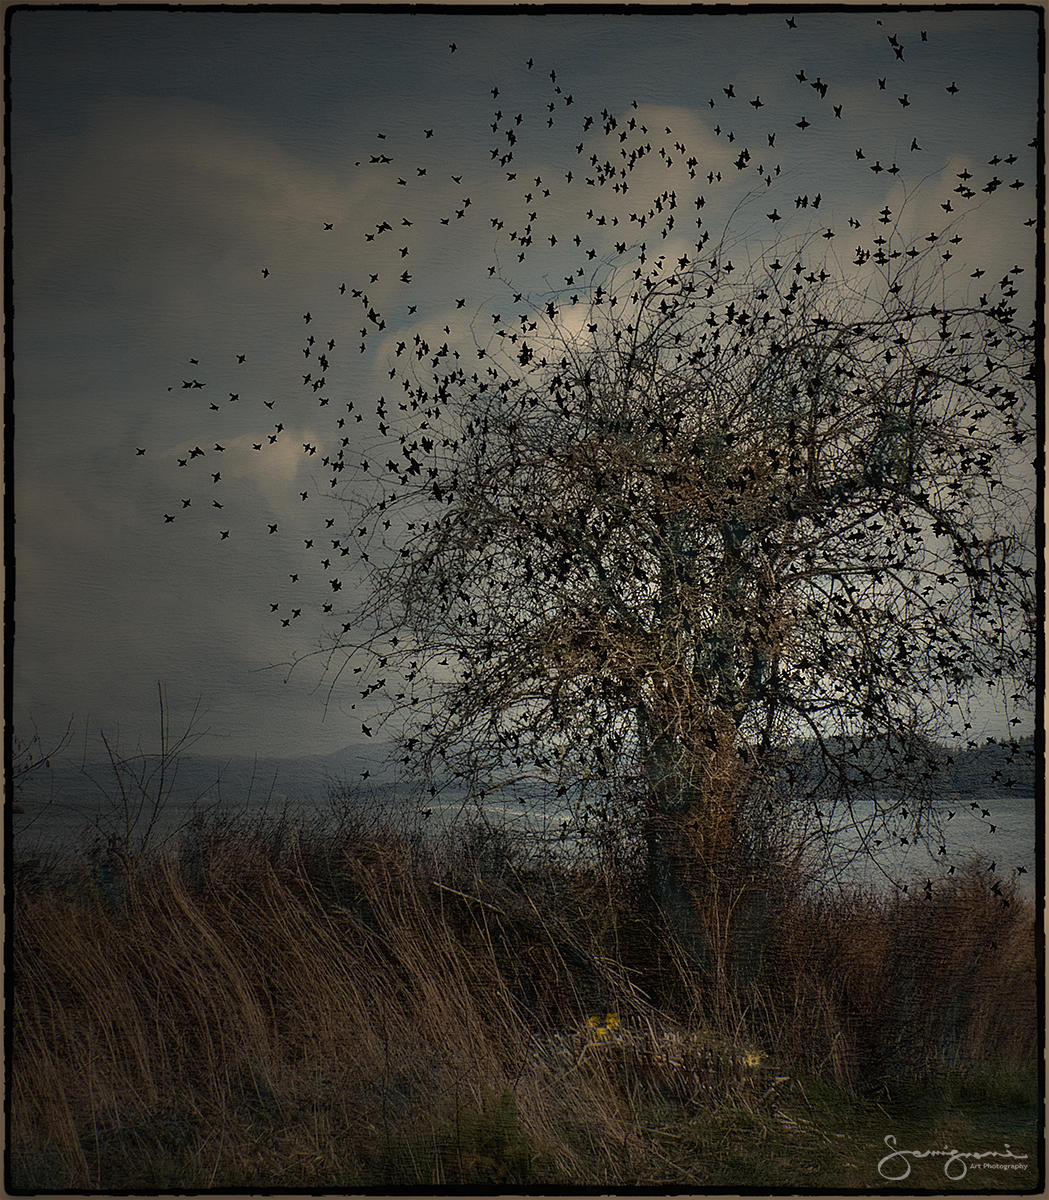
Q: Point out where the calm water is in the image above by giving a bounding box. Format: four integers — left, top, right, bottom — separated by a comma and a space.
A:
797, 794, 1038, 898
12, 764, 1037, 899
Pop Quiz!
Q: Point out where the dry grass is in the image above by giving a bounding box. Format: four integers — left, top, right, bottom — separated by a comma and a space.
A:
9, 812, 1039, 1190
754, 865, 1038, 1086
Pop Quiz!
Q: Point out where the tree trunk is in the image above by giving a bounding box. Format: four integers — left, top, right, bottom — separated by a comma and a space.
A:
641, 709, 763, 987
646, 801, 714, 975
641, 721, 727, 975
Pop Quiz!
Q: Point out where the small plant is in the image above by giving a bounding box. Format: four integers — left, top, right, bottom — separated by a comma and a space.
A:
584, 1012, 622, 1042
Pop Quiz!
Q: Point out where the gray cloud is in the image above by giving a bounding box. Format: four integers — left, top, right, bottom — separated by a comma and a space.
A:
12, 8, 1038, 760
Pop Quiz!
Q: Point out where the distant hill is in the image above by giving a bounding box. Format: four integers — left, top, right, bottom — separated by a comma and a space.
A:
932, 734, 1037, 797
764, 733, 1037, 803
11, 739, 404, 852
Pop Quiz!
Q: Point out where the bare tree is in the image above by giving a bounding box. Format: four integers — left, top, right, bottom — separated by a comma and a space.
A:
332, 233, 1035, 971
141, 23, 1038, 977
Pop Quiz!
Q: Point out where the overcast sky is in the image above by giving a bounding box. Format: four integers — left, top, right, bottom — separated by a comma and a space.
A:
9, 5, 1039, 764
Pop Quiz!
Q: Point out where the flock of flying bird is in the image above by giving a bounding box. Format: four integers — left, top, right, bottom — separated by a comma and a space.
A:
140, 14, 1036, 883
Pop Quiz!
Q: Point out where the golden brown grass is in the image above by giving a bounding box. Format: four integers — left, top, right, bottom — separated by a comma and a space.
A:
9, 815, 1039, 1190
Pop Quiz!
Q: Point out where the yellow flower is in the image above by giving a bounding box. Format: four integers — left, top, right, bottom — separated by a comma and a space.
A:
742, 1049, 767, 1069
583, 1013, 620, 1042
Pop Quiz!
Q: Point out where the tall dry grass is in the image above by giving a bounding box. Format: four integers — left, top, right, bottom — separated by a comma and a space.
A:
753, 865, 1038, 1086
9, 813, 1039, 1189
